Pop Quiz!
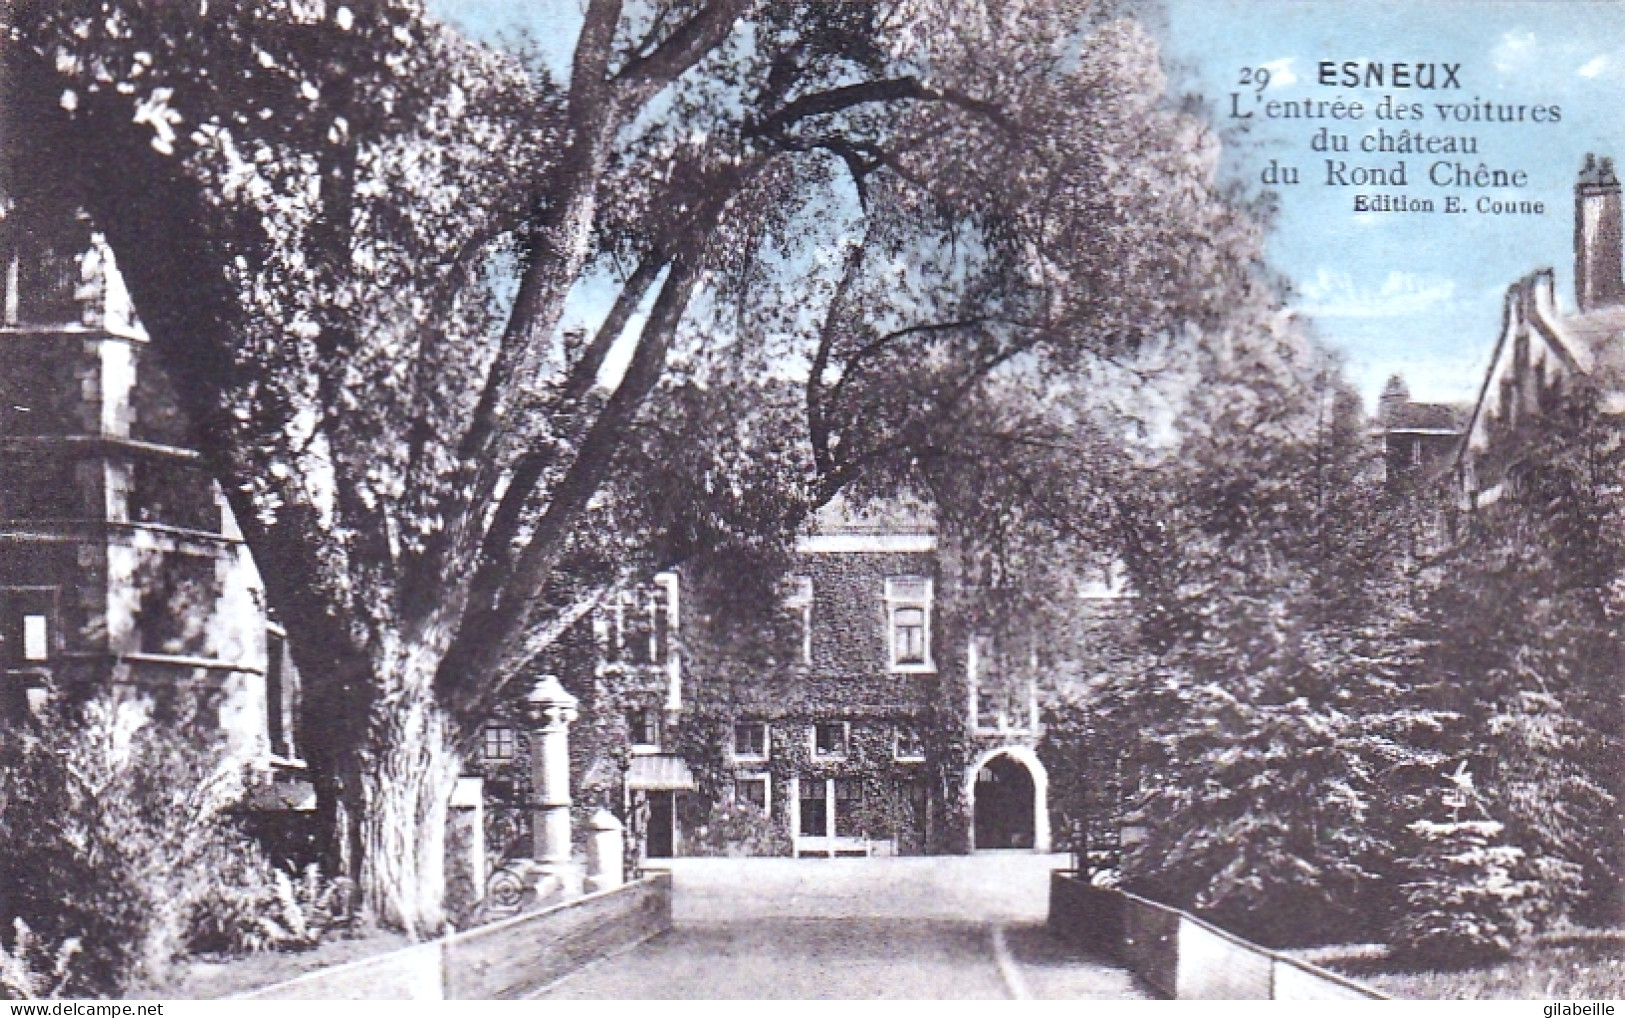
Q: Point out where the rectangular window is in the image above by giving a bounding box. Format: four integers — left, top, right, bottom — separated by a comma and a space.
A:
885, 577, 933, 671
21, 615, 47, 662
813, 722, 849, 759
894, 724, 926, 762
2, 591, 55, 668
604, 576, 679, 668
484, 726, 516, 762
784, 575, 813, 664
832, 777, 871, 832
736, 775, 770, 814
733, 722, 768, 761
628, 708, 659, 749
834, 778, 864, 838
265, 629, 288, 758
617, 590, 648, 664
893, 607, 926, 664
798, 778, 827, 837
650, 576, 673, 666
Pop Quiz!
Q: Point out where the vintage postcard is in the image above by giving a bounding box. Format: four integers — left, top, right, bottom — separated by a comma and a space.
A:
1, 0, 1623, 1005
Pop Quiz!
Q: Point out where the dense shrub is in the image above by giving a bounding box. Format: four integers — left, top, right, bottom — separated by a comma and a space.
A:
1066, 371, 1625, 956
1, 698, 185, 994
0, 920, 79, 1000
188, 862, 356, 956
0, 697, 347, 996
687, 800, 790, 857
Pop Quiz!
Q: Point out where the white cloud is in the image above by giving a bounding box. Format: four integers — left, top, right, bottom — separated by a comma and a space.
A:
1258, 57, 1298, 89
1295, 270, 1457, 319
1485, 28, 1625, 82
1492, 30, 1538, 74
1353, 353, 1482, 410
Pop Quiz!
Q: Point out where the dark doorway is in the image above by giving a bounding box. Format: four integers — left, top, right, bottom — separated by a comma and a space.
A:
646, 791, 675, 858
973, 753, 1035, 849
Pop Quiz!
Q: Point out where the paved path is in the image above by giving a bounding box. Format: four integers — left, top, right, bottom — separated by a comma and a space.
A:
537, 854, 1145, 999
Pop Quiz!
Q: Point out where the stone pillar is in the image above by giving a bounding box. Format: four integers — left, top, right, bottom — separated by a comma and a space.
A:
446, 776, 486, 914
585, 809, 625, 894
525, 674, 581, 898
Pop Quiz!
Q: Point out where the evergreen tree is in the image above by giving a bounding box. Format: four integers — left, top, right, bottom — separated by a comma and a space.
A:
1103, 324, 1427, 946
1417, 385, 1625, 928
1390, 763, 1538, 966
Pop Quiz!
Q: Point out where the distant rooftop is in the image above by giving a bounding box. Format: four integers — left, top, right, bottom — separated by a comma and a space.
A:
1558, 304, 1625, 379
1383, 400, 1469, 432
1578, 152, 1620, 189
810, 492, 936, 536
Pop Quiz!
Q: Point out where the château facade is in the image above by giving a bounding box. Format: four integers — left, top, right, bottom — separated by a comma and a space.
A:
477, 499, 1060, 864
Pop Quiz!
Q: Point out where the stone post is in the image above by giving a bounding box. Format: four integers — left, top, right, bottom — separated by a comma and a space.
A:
525, 674, 582, 898
446, 776, 485, 913
585, 809, 625, 894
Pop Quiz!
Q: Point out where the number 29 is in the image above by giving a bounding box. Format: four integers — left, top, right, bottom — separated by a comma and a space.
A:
1238, 66, 1271, 93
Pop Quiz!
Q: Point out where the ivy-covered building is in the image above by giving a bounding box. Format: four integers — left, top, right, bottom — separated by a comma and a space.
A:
478, 499, 1061, 862
688, 514, 956, 859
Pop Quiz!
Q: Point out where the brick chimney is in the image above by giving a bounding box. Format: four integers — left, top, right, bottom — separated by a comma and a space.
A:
1575, 153, 1625, 312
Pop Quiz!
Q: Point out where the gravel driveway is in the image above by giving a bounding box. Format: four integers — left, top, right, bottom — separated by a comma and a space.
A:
535, 854, 1146, 999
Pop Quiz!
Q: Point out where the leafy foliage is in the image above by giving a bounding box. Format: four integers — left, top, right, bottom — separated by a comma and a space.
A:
1045, 353, 1625, 953
0, 698, 232, 993
686, 800, 791, 858
0, 920, 80, 1001
1413, 385, 1625, 927
0, 699, 349, 995
189, 863, 356, 956
1081, 322, 1426, 946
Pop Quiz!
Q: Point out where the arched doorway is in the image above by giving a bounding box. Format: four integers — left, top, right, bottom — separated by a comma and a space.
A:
967, 746, 1050, 852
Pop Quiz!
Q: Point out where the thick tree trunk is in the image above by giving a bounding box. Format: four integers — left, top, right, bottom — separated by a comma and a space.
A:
354, 647, 462, 937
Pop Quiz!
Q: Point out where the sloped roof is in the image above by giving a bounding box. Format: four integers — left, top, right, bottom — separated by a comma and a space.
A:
1386, 401, 1469, 432
1462, 270, 1625, 468
1560, 305, 1625, 379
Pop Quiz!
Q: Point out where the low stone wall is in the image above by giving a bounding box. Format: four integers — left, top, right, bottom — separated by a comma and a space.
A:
1046, 865, 1122, 958
1047, 871, 1385, 1001
1120, 889, 1179, 997
443, 872, 669, 998
235, 872, 672, 1000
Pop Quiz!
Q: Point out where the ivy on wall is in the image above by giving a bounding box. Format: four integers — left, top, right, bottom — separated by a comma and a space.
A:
470, 525, 1110, 864
672, 545, 983, 856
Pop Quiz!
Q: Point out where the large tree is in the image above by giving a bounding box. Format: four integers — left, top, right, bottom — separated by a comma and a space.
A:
1080, 307, 1424, 946
2, 0, 1260, 932
1416, 385, 1625, 929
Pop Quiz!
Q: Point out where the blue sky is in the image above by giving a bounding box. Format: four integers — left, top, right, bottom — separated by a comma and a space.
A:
1161, 0, 1625, 406
428, 1, 1625, 408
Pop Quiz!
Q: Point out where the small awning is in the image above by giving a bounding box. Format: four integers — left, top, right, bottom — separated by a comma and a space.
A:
627, 754, 697, 791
